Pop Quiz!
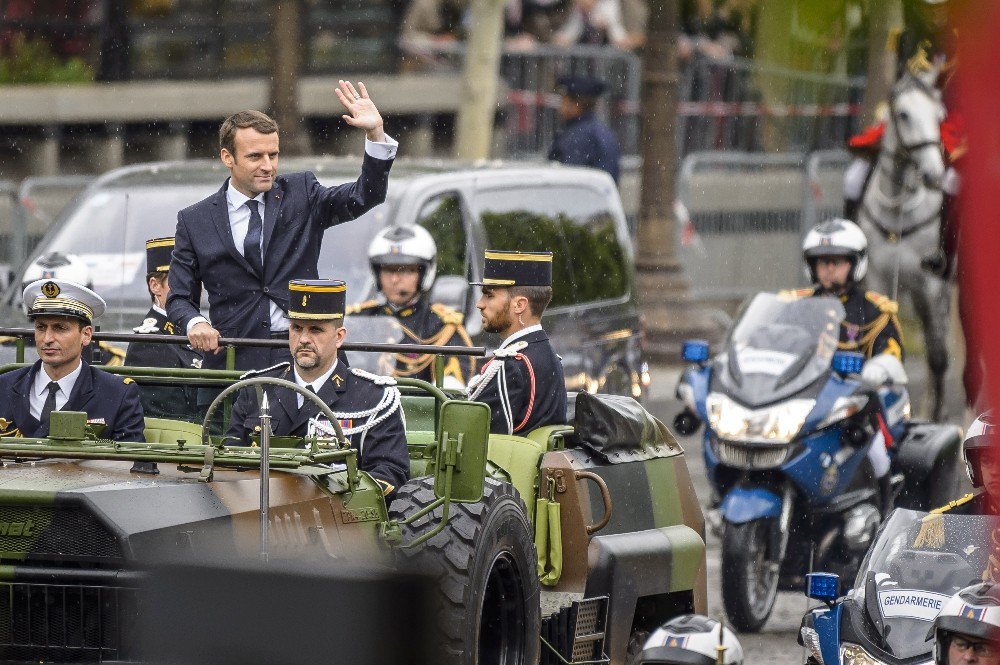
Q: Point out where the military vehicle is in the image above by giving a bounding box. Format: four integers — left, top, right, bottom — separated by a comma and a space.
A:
0, 331, 705, 664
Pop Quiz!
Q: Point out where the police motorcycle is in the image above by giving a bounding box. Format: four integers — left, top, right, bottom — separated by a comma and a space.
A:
800, 509, 997, 665
672, 291, 963, 633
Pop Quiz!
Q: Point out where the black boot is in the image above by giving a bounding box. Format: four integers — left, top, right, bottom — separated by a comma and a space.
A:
879, 474, 894, 518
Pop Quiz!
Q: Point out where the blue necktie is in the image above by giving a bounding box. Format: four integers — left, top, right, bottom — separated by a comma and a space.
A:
244, 200, 264, 276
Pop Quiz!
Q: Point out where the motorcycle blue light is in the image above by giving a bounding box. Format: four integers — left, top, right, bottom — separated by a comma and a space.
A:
805, 573, 840, 602
682, 339, 710, 363
832, 351, 864, 375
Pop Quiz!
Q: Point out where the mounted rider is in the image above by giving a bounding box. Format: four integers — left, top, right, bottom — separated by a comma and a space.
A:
347, 225, 474, 387
782, 218, 906, 515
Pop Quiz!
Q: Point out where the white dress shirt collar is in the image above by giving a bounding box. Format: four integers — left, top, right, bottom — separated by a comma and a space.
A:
500, 323, 543, 349
226, 181, 265, 212
31, 359, 85, 419
292, 360, 339, 407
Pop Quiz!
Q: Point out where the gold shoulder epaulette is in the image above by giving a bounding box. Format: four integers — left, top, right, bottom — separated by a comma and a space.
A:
865, 291, 899, 315
431, 303, 464, 325
346, 299, 379, 315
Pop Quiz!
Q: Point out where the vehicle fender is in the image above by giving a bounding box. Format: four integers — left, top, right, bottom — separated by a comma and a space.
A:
584, 525, 706, 665
814, 602, 843, 665
894, 422, 963, 484
719, 486, 783, 524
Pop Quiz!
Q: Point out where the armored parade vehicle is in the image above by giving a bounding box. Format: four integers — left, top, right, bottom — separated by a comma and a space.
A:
0, 330, 705, 665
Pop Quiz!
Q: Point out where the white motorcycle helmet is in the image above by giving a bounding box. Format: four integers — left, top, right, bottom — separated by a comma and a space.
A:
963, 411, 995, 488
630, 615, 743, 665
22, 252, 93, 291
933, 583, 1000, 665
367, 225, 438, 293
802, 218, 869, 284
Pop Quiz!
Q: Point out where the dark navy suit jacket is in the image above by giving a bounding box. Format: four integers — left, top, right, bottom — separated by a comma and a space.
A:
0, 360, 146, 441
167, 154, 393, 370
225, 363, 409, 495
547, 113, 621, 183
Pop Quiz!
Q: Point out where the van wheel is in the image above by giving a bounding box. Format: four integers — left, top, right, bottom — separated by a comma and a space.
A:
390, 476, 540, 665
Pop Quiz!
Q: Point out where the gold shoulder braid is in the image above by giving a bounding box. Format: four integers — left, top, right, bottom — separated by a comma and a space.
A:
913, 492, 978, 549
98, 341, 127, 367
390, 308, 476, 381
837, 292, 903, 357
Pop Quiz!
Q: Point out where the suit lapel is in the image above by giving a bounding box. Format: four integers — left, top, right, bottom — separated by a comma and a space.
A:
11, 362, 40, 435
63, 362, 95, 413
291, 367, 346, 432
211, 179, 255, 275
272, 383, 298, 434
261, 179, 284, 266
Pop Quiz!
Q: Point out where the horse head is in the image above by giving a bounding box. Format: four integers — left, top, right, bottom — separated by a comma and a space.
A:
885, 69, 946, 190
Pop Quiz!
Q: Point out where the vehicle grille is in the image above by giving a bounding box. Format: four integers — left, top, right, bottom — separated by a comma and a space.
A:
0, 504, 123, 562
0, 581, 138, 662
716, 441, 793, 469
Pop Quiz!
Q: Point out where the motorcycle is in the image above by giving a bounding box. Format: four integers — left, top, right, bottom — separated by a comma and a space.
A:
800, 508, 997, 665
673, 292, 963, 632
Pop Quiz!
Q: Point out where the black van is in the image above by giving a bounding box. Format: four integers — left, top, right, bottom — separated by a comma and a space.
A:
1, 158, 647, 400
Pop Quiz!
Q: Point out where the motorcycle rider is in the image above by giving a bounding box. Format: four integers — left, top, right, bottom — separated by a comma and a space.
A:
932, 583, 1000, 665
925, 412, 998, 518
628, 614, 744, 665
783, 218, 906, 515
347, 225, 474, 386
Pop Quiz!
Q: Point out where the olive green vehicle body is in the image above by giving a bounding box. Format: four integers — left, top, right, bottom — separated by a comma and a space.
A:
0, 358, 705, 664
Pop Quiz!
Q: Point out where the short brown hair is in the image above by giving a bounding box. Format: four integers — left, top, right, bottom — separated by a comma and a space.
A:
510, 286, 553, 318
219, 110, 279, 157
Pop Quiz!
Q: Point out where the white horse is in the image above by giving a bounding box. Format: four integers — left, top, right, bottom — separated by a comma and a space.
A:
857, 63, 950, 420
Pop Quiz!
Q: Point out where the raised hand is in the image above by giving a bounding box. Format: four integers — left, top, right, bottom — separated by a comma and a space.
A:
335, 80, 385, 142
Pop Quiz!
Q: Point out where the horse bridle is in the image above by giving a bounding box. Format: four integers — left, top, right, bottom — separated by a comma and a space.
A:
887, 76, 944, 162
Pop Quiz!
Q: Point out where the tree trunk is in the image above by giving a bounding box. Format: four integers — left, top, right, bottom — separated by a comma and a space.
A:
861, 0, 903, 125
269, 0, 310, 155
453, 0, 506, 159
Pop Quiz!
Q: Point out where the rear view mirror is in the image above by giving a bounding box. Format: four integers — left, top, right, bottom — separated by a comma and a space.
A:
434, 400, 490, 503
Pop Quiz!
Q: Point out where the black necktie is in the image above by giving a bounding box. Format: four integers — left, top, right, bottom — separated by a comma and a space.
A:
244, 200, 264, 276
40, 381, 59, 424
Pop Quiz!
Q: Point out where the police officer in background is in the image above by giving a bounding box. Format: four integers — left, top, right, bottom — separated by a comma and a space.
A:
547, 74, 621, 184
466, 250, 566, 435
226, 279, 410, 498
927, 412, 999, 517
0, 279, 145, 444
124, 237, 203, 421
348, 225, 474, 386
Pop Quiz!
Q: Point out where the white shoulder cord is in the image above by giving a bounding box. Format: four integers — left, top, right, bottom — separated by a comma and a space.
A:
307, 385, 403, 442
466, 342, 527, 435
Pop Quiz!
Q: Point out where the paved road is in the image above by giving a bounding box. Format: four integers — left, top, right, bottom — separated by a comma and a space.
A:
642, 352, 968, 665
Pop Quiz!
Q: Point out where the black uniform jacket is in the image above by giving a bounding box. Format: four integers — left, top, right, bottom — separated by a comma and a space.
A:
124, 306, 203, 418
0, 360, 146, 441
167, 156, 393, 371
348, 296, 475, 383
224, 362, 410, 494
472, 328, 567, 435
786, 286, 904, 360
547, 113, 621, 183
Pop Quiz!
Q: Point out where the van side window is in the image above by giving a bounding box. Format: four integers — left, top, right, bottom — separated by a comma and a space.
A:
416, 193, 466, 278
477, 186, 628, 307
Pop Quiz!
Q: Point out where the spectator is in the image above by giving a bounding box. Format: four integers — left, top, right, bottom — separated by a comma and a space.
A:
547, 75, 620, 183
553, 0, 630, 48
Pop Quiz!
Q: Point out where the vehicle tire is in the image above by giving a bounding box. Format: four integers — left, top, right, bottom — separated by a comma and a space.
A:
721, 519, 779, 633
389, 476, 540, 665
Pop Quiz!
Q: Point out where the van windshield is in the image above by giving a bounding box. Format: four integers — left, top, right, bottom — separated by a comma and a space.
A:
11, 185, 397, 329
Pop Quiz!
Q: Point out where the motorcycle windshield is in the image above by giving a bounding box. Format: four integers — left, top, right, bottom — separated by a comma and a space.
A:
340, 315, 410, 377
848, 508, 997, 660
717, 293, 844, 407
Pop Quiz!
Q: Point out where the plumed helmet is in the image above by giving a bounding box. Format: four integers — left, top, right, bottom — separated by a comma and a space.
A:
367, 225, 438, 292
933, 584, 1000, 664
630, 615, 743, 665
22, 251, 93, 291
963, 411, 995, 488
802, 218, 869, 284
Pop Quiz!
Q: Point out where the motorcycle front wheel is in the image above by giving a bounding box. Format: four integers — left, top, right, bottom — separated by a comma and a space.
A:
721, 518, 780, 632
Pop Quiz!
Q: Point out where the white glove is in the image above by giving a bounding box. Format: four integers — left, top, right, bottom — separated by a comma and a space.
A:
861, 354, 908, 387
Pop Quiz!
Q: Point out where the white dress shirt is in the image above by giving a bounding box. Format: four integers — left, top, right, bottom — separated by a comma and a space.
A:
292, 360, 339, 409
186, 135, 400, 334
30, 360, 84, 420
498, 324, 543, 349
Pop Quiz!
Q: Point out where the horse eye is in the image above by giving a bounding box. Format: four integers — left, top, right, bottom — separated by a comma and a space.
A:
897, 110, 910, 122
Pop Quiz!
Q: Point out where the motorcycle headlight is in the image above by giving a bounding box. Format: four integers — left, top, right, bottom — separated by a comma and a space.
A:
706, 393, 815, 443
841, 643, 886, 665
817, 395, 870, 430
800, 626, 825, 665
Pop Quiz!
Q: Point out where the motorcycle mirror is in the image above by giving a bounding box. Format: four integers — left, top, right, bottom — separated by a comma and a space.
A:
805, 572, 840, 604
682, 339, 710, 363
832, 351, 865, 375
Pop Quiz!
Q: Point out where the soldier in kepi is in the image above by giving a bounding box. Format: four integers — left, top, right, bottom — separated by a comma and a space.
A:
785, 218, 906, 514
466, 250, 567, 435
225, 279, 410, 498
0, 279, 145, 445
348, 225, 474, 387
124, 237, 203, 424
